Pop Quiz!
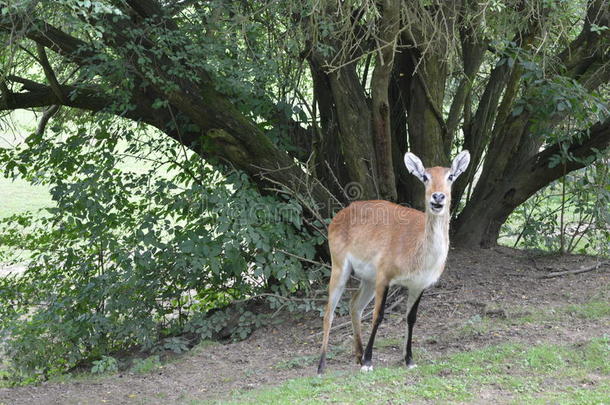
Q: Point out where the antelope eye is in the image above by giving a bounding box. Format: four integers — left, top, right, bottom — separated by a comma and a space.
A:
422, 173, 429, 182
448, 174, 454, 182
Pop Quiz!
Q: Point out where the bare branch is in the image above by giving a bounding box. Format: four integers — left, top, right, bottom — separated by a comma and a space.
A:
540, 261, 609, 279
0, 17, 96, 65
6, 75, 49, 91
36, 44, 65, 103
36, 105, 60, 137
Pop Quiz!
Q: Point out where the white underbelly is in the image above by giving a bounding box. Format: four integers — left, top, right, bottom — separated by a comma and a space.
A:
391, 267, 441, 290
346, 253, 377, 281
345, 251, 445, 290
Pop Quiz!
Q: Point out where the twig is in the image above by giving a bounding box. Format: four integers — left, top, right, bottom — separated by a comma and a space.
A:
540, 261, 608, 279
310, 286, 457, 337
37, 44, 66, 103
311, 290, 404, 337
275, 248, 331, 269
424, 288, 458, 296
325, 160, 349, 204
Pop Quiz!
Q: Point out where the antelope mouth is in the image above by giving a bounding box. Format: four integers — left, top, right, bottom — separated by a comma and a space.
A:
429, 202, 444, 213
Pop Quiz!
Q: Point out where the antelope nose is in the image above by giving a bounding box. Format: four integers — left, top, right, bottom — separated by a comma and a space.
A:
432, 193, 445, 203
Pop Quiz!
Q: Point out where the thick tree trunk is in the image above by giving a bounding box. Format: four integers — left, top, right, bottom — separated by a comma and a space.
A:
454, 117, 610, 247
309, 59, 352, 202
325, 63, 377, 200
370, 0, 400, 201
395, 47, 448, 209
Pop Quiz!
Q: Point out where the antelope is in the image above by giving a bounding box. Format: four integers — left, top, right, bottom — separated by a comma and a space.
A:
317, 150, 470, 374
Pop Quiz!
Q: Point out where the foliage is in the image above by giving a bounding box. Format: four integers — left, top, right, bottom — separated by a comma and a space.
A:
155, 337, 190, 354
90, 356, 118, 375
0, 117, 322, 381
501, 147, 610, 256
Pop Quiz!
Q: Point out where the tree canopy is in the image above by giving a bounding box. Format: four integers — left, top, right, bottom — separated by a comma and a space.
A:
1, 0, 609, 245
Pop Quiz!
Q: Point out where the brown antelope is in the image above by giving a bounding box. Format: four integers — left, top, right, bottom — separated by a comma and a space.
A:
317, 150, 470, 374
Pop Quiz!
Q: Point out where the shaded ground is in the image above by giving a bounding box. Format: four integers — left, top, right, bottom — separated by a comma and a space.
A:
1, 246, 608, 405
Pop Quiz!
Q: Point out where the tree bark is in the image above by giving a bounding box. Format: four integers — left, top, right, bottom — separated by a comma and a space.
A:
395, 46, 448, 209
454, 117, 610, 247
370, 0, 400, 201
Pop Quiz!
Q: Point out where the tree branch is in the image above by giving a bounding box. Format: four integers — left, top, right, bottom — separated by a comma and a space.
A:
36, 105, 60, 137
0, 15, 96, 65
557, 0, 610, 88
446, 1, 487, 140
540, 261, 608, 279
495, 116, 610, 220
36, 44, 66, 103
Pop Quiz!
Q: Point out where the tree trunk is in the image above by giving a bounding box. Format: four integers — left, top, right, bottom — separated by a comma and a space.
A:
395, 47, 448, 209
370, 0, 400, 201
454, 117, 610, 247
326, 64, 378, 200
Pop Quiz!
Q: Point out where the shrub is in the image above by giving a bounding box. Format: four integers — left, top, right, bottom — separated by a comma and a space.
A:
0, 120, 323, 381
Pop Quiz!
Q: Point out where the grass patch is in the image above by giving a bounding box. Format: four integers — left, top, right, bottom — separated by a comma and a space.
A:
0, 177, 52, 219
374, 337, 403, 349
521, 381, 610, 405
130, 355, 162, 374
217, 337, 609, 405
275, 347, 347, 370
450, 295, 610, 343
564, 300, 610, 320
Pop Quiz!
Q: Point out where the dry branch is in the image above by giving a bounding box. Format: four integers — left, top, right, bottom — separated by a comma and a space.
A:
540, 261, 609, 279
311, 287, 456, 337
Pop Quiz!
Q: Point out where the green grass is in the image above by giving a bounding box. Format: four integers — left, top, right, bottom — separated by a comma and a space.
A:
1, 111, 52, 219
275, 347, 347, 370
564, 300, 610, 320
521, 382, 610, 404
215, 337, 610, 405
0, 176, 52, 219
446, 293, 610, 343
130, 355, 162, 374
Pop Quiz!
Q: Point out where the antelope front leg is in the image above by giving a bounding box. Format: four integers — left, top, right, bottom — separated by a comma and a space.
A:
403, 289, 424, 368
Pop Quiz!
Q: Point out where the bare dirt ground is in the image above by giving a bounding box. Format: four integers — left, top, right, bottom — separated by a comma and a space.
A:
1, 246, 608, 405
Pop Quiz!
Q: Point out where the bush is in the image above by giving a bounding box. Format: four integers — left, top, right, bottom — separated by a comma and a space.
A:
0, 120, 324, 381
91, 356, 118, 375
501, 161, 610, 256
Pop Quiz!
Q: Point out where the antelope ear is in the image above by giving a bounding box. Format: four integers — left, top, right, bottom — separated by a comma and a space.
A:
450, 150, 470, 179
404, 152, 427, 183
